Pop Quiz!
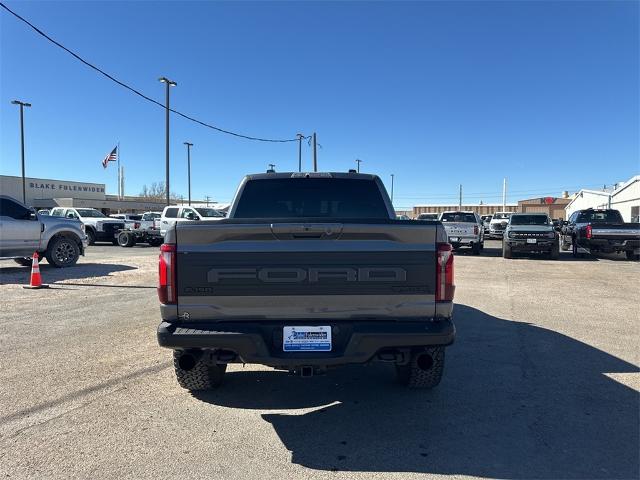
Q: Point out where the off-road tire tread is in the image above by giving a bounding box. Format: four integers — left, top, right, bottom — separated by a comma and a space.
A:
396, 347, 445, 389
173, 351, 227, 391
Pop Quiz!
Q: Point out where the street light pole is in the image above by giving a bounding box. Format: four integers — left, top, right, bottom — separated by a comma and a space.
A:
355, 158, 363, 173
390, 174, 395, 204
11, 100, 31, 204
184, 142, 193, 206
296, 133, 304, 172
159, 77, 177, 206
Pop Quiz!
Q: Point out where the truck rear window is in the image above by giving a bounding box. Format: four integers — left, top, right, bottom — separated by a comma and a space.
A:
440, 213, 476, 223
577, 210, 623, 223
233, 178, 390, 219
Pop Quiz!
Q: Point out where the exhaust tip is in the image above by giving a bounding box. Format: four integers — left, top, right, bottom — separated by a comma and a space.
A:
416, 353, 434, 371
178, 353, 197, 371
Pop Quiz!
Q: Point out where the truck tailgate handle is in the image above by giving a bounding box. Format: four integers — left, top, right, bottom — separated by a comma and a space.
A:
270, 223, 343, 240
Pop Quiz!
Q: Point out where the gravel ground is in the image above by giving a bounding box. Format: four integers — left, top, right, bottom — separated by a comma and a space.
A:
0, 241, 638, 480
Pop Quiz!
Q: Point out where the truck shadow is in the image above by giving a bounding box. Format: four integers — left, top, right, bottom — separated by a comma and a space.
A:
0, 262, 136, 285
194, 305, 639, 479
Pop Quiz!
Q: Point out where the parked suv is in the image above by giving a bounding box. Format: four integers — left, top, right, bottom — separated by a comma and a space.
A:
439, 211, 484, 254
50, 207, 124, 245
502, 213, 559, 259
0, 195, 87, 267
159, 205, 225, 236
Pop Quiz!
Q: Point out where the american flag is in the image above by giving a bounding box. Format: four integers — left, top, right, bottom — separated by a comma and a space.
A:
102, 146, 118, 169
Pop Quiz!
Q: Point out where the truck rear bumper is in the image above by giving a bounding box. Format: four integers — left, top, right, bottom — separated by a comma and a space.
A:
157, 318, 455, 368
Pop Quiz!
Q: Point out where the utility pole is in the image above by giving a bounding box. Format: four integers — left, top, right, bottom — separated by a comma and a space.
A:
296, 133, 304, 172
205, 195, 210, 207
159, 76, 177, 206
11, 100, 31, 204
184, 142, 193, 205
313, 133, 318, 172
356, 158, 363, 173
502, 178, 507, 211
459, 184, 462, 211
390, 174, 395, 204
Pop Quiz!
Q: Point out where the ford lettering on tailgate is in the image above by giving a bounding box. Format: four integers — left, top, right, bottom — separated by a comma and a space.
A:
207, 267, 407, 283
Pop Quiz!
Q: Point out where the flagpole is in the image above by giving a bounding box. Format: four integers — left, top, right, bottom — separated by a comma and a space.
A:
117, 141, 121, 201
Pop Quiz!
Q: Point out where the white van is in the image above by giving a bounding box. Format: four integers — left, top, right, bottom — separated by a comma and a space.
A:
160, 205, 224, 236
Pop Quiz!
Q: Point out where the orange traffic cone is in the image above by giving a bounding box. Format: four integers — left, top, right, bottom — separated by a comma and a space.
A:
23, 252, 49, 289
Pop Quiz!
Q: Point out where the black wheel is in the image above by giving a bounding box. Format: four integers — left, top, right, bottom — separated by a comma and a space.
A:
173, 351, 227, 391
396, 347, 445, 389
86, 229, 96, 246
13, 257, 32, 267
117, 231, 135, 247
480, 241, 485, 250
625, 251, 640, 261
502, 241, 512, 259
472, 242, 481, 255
45, 236, 80, 268
550, 241, 560, 260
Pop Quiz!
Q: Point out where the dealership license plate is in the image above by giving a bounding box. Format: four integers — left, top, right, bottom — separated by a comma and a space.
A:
526, 238, 537, 244
283, 326, 332, 352
449, 237, 459, 242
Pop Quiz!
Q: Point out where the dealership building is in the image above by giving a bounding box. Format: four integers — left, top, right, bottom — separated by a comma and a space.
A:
0, 175, 167, 213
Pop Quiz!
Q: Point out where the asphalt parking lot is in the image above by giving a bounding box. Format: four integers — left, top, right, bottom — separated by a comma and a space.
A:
0, 241, 638, 480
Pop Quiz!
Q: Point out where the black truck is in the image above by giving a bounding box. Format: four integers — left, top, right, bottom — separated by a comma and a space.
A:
156, 172, 456, 391
561, 208, 640, 260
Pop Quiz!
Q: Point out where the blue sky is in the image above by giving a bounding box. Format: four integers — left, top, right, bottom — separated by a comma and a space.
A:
1, 1, 638, 208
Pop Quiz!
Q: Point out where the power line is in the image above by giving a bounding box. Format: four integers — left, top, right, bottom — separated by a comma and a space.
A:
0, 2, 306, 143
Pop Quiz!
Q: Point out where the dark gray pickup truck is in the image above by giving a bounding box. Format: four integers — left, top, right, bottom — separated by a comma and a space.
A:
157, 172, 455, 391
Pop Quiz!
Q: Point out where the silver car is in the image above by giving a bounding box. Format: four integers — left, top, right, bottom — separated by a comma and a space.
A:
0, 195, 88, 267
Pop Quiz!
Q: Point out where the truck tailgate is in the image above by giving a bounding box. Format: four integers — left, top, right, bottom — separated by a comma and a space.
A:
174, 222, 439, 320
442, 222, 475, 237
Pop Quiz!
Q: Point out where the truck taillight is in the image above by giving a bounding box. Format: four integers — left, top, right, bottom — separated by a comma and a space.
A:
474, 225, 479, 235
158, 244, 177, 304
586, 225, 592, 239
436, 243, 455, 302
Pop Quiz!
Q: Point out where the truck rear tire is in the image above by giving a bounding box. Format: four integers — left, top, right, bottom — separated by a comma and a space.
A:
625, 251, 640, 261
502, 242, 512, 259
550, 241, 560, 260
472, 242, 481, 255
396, 347, 445, 389
45, 236, 80, 268
173, 350, 227, 391
118, 231, 136, 247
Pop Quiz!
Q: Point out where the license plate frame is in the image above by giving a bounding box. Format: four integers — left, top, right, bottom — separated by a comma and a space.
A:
283, 326, 332, 352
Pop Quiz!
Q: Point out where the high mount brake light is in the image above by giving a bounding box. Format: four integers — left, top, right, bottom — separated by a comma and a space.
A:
436, 243, 455, 302
158, 244, 177, 304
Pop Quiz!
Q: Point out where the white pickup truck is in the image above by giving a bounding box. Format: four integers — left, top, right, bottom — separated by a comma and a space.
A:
159, 205, 225, 236
439, 211, 484, 254
50, 207, 124, 245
